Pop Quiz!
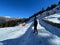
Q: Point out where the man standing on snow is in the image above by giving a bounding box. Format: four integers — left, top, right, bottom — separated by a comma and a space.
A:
33, 16, 38, 33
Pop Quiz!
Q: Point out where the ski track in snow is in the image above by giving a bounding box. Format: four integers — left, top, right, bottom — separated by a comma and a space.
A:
0, 18, 60, 45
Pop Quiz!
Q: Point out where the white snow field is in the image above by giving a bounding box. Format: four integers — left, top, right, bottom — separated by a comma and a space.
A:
0, 16, 60, 45
43, 13, 60, 24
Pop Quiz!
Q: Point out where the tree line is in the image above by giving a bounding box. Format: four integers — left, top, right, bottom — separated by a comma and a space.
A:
0, 18, 28, 28
29, 1, 60, 20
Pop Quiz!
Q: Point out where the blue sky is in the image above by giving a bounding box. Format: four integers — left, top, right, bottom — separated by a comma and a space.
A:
0, 0, 60, 18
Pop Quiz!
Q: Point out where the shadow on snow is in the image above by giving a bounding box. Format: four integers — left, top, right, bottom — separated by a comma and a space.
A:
1, 20, 54, 45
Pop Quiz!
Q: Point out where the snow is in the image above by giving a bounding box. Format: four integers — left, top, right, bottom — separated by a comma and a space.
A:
49, 36, 60, 45
0, 22, 32, 41
43, 13, 60, 23
38, 17, 60, 45
4, 16, 11, 18
0, 17, 60, 45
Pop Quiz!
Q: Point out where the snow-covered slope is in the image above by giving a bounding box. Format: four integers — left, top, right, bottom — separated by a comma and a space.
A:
0, 15, 60, 45
38, 4, 60, 19
43, 13, 60, 23
0, 22, 32, 41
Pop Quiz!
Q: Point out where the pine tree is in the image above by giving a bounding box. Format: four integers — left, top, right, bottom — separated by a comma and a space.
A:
58, 1, 60, 5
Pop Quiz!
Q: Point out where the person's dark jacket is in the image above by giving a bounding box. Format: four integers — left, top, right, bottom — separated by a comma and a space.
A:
34, 19, 37, 27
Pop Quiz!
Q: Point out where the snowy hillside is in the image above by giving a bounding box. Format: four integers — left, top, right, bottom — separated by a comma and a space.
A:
43, 13, 60, 24
38, 4, 60, 18
0, 22, 32, 41
0, 13, 60, 45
